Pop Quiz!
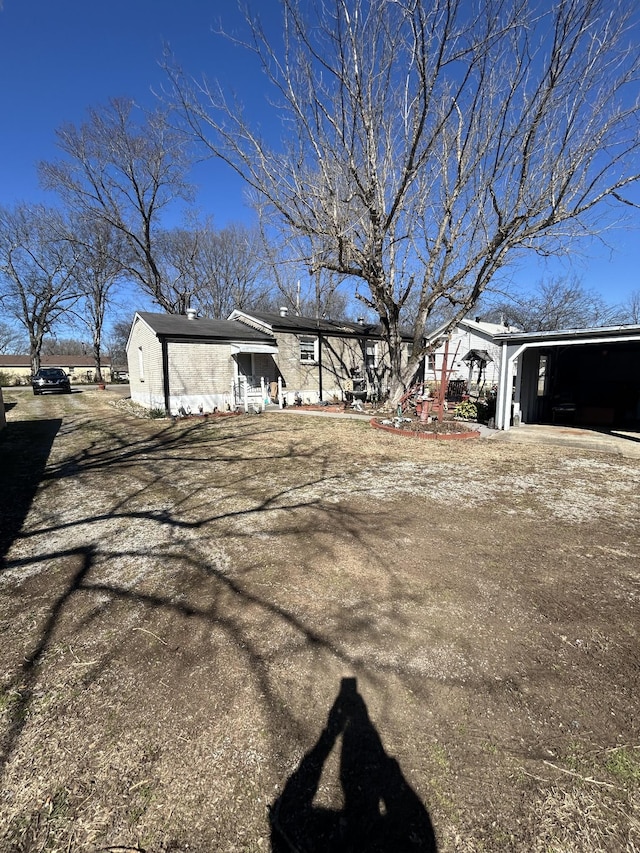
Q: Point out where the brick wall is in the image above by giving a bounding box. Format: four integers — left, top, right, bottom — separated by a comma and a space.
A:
167, 342, 235, 395
127, 318, 166, 410
272, 331, 408, 401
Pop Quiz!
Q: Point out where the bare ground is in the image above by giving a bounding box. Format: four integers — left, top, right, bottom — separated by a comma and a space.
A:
0, 388, 639, 852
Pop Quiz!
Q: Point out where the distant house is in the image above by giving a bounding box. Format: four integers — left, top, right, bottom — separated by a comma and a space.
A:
0, 355, 112, 385
126, 307, 417, 414
229, 307, 416, 405
126, 311, 279, 414
425, 317, 513, 394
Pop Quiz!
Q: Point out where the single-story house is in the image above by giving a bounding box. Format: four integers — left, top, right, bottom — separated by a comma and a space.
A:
229, 307, 416, 405
127, 311, 279, 414
127, 307, 417, 414
494, 323, 640, 431
0, 355, 112, 385
425, 317, 514, 394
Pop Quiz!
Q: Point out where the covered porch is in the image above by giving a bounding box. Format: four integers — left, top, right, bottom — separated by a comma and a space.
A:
231, 342, 280, 411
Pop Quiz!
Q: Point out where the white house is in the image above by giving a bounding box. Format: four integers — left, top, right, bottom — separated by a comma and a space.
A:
425, 317, 513, 394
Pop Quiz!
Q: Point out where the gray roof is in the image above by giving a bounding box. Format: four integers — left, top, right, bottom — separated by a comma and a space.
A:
138, 312, 276, 343
493, 323, 640, 343
230, 309, 413, 340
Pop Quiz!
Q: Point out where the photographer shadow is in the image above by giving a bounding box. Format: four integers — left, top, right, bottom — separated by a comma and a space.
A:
270, 678, 437, 852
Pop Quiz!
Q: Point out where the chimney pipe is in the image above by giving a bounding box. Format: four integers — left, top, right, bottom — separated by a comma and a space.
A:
279, 306, 289, 317
357, 317, 365, 325
186, 308, 197, 320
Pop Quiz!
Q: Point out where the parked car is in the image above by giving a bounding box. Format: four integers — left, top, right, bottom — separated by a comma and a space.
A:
31, 368, 71, 395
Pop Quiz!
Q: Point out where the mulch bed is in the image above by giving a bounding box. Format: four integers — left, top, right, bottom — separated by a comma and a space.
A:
371, 417, 481, 440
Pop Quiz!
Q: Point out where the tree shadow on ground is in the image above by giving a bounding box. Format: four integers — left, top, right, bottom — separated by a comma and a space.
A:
0, 419, 61, 570
0, 546, 93, 773
270, 677, 437, 852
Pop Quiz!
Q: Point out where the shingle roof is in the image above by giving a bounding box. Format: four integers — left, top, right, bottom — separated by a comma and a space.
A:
230, 309, 413, 340
137, 312, 276, 342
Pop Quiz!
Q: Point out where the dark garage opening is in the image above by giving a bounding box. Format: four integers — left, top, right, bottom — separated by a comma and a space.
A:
522, 341, 640, 429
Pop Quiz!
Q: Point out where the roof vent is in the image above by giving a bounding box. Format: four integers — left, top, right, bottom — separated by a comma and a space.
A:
279, 306, 289, 317
186, 308, 197, 320
357, 317, 365, 325
475, 316, 481, 323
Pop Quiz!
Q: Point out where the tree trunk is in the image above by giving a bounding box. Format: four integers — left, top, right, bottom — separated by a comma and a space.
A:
92, 331, 103, 383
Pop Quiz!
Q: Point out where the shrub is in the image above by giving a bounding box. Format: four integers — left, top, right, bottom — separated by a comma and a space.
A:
476, 396, 497, 423
0, 371, 25, 387
453, 400, 478, 421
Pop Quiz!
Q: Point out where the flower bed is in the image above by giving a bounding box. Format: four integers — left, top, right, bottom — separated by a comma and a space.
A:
371, 417, 480, 440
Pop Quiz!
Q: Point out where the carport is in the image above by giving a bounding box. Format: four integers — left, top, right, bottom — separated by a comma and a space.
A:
494, 324, 640, 431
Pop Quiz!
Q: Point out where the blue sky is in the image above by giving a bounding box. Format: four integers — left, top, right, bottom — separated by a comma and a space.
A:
0, 0, 639, 311
0, 0, 271, 226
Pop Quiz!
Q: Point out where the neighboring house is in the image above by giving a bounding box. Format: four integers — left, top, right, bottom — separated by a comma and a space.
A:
494, 323, 640, 430
229, 307, 416, 405
425, 317, 514, 394
126, 311, 279, 414
0, 355, 112, 385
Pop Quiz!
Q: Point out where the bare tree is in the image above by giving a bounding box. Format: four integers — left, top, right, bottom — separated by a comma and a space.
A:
166, 0, 640, 403
154, 226, 201, 315
42, 338, 87, 356
255, 221, 350, 319
105, 317, 135, 371
39, 98, 193, 314
618, 289, 640, 324
155, 219, 269, 317
485, 277, 619, 331
0, 321, 27, 355
65, 216, 126, 381
0, 205, 79, 373
196, 222, 269, 318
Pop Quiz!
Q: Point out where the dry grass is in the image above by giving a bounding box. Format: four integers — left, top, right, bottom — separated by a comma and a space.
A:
1, 390, 639, 851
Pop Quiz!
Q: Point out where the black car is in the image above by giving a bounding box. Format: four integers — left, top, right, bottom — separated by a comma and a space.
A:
31, 367, 71, 395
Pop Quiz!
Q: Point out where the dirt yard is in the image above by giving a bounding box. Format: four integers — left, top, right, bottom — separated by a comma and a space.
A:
1, 388, 639, 852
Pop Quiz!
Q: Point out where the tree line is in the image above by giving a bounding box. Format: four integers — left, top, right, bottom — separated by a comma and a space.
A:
2, 0, 640, 400
0, 101, 348, 376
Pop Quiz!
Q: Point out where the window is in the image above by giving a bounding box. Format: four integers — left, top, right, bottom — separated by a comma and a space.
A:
138, 346, 145, 381
299, 336, 317, 363
365, 341, 378, 370
537, 354, 547, 396
427, 353, 436, 373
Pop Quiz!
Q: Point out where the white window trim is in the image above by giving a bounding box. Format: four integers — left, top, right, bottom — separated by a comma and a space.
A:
299, 335, 319, 364
138, 346, 145, 381
365, 340, 379, 369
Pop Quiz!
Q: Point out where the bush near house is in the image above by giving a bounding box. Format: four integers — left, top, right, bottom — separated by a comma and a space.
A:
453, 400, 478, 420
0, 371, 26, 387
